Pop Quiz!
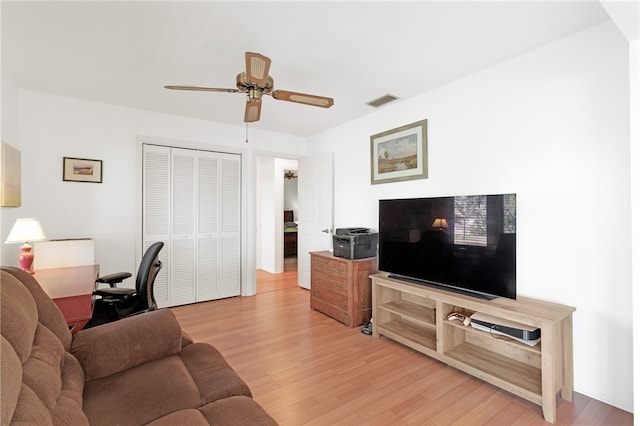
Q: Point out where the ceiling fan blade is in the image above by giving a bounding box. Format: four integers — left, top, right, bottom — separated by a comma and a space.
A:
164, 85, 239, 93
244, 99, 262, 123
245, 52, 272, 86
271, 90, 334, 108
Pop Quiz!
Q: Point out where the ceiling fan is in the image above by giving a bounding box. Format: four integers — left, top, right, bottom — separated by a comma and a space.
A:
284, 170, 298, 180
165, 52, 334, 123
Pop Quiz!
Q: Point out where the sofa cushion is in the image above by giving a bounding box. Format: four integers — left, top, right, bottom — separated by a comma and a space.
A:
22, 324, 66, 408
82, 353, 202, 426
145, 408, 210, 426
1, 336, 22, 425
3, 267, 72, 351
1, 271, 39, 363
146, 397, 278, 426
71, 309, 184, 381
199, 396, 279, 426
180, 342, 252, 405
50, 352, 88, 425
8, 384, 53, 425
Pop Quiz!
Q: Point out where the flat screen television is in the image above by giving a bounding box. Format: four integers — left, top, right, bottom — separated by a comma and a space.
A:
378, 194, 516, 300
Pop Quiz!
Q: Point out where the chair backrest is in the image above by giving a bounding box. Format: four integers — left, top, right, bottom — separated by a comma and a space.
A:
284, 210, 294, 222
135, 242, 164, 312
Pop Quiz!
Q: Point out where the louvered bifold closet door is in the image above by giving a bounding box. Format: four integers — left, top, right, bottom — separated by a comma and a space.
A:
142, 145, 171, 307
171, 148, 197, 306
143, 145, 241, 307
196, 151, 219, 301
219, 153, 241, 298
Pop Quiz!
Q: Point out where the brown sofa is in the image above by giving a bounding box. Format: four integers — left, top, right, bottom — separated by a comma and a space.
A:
1, 267, 278, 425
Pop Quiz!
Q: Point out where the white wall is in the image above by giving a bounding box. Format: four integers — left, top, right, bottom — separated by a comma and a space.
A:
308, 21, 632, 411
1, 68, 21, 263
1, 90, 305, 293
257, 156, 278, 273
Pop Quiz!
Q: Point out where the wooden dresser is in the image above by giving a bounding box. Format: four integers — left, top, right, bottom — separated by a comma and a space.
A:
310, 251, 377, 327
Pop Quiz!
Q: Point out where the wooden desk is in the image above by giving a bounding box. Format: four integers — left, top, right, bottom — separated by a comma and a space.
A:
35, 264, 99, 333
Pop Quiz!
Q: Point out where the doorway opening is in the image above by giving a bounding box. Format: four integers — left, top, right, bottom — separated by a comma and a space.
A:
256, 156, 298, 293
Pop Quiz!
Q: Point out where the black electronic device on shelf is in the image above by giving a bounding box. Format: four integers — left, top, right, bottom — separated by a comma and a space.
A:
378, 193, 516, 300
470, 312, 541, 342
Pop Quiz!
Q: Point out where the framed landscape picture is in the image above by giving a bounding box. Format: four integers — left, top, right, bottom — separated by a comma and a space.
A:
63, 157, 103, 183
370, 119, 428, 185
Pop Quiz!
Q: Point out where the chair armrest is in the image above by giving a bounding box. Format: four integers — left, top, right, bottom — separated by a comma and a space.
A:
93, 287, 136, 302
71, 309, 183, 381
96, 272, 132, 286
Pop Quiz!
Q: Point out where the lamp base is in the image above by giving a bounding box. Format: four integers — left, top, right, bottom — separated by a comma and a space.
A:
17, 243, 35, 274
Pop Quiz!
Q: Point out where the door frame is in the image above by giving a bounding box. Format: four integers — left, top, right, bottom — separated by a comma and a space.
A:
256, 156, 299, 274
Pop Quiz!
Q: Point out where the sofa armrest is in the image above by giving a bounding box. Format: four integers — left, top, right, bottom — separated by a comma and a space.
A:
71, 309, 183, 381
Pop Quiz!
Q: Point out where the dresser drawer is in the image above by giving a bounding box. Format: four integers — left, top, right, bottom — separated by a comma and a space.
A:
311, 255, 348, 278
311, 271, 349, 293
311, 296, 350, 326
311, 284, 348, 310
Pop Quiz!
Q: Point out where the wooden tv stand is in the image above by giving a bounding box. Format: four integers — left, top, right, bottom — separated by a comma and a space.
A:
371, 273, 575, 423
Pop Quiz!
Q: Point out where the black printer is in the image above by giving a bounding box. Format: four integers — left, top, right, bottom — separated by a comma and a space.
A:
333, 228, 378, 260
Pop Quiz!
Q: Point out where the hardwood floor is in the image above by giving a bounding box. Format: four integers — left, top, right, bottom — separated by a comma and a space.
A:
171, 260, 632, 426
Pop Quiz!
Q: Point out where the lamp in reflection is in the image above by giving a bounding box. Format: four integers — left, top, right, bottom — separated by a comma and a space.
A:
432, 218, 449, 230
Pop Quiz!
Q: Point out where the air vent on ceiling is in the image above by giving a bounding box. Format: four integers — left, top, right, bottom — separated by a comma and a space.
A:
366, 94, 398, 108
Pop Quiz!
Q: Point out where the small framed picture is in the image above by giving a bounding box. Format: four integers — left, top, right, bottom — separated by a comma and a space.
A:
63, 157, 103, 183
370, 119, 428, 185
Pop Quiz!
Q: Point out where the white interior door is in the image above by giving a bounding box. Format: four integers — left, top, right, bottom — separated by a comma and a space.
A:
297, 152, 333, 289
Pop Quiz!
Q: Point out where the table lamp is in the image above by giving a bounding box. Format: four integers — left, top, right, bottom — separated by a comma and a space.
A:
5, 218, 47, 274
432, 218, 449, 230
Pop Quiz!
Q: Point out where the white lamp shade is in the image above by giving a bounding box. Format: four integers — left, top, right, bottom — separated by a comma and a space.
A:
5, 218, 47, 243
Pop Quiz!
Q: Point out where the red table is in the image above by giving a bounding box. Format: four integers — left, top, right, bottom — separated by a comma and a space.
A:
35, 264, 99, 333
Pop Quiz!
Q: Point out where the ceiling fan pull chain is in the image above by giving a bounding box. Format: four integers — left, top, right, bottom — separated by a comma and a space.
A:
246, 122, 249, 144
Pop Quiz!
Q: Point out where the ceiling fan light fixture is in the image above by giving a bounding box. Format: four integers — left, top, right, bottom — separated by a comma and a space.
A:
247, 88, 264, 101
236, 72, 274, 93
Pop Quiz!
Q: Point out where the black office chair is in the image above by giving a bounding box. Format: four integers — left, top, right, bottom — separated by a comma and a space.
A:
90, 242, 164, 324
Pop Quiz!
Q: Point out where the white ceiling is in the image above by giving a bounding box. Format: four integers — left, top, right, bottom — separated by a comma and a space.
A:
2, 1, 611, 137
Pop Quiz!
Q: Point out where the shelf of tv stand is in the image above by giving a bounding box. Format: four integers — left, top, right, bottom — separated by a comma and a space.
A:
377, 319, 437, 351
371, 272, 575, 424
379, 299, 436, 326
445, 341, 543, 403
